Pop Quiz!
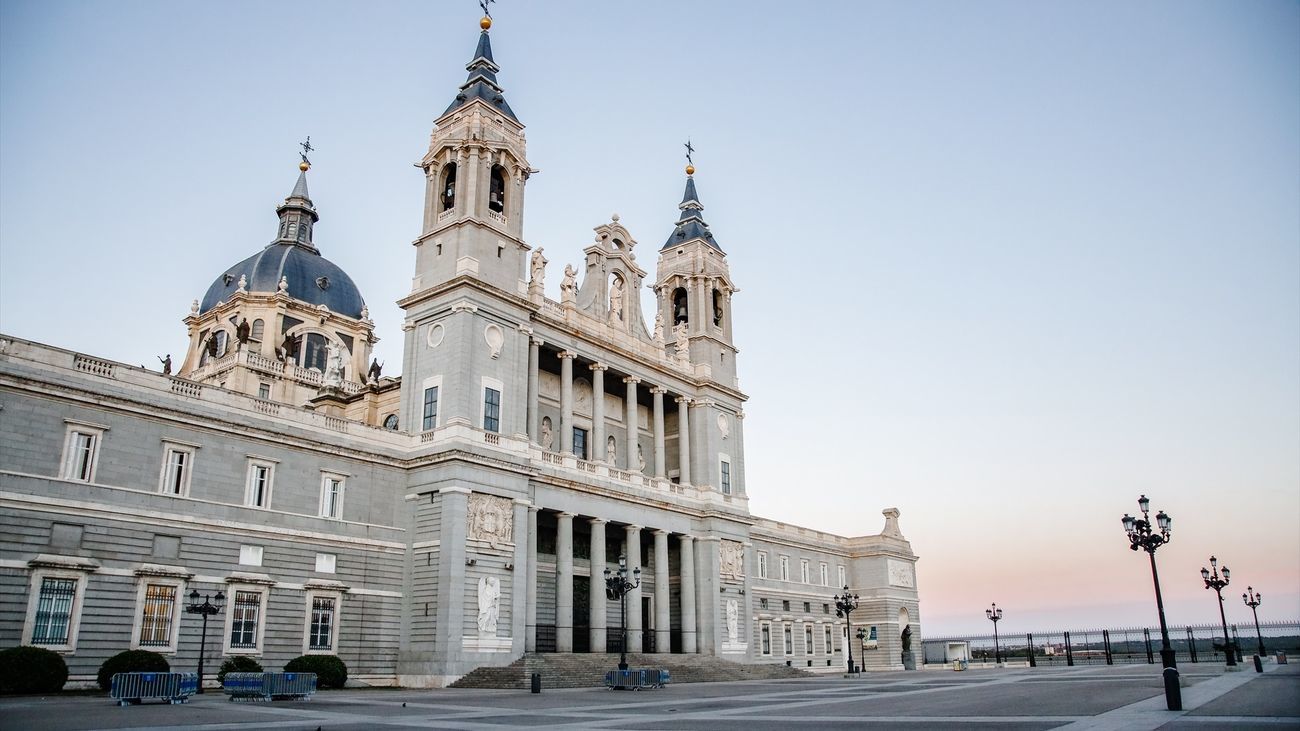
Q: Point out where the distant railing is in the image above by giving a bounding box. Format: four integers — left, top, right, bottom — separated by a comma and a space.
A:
169, 378, 202, 398
74, 354, 115, 378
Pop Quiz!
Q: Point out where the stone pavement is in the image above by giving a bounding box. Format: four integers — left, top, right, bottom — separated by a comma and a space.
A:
0, 662, 1295, 730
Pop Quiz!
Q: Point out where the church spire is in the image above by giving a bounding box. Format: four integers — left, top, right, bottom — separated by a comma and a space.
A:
441, 13, 519, 122
273, 138, 320, 251
663, 153, 721, 251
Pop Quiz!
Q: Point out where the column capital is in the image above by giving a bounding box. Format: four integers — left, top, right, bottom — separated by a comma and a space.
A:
675, 396, 693, 406
528, 505, 541, 513
678, 534, 695, 544
695, 398, 717, 408
589, 362, 608, 372
516, 324, 534, 335
588, 517, 608, 526
557, 511, 577, 519
530, 336, 545, 347
623, 375, 641, 385
512, 497, 533, 507
736, 410, 746, 420
624, 524, 642, 533
650, 386, 668, 395
653, 529, 670, 537
558, 351, 578, 360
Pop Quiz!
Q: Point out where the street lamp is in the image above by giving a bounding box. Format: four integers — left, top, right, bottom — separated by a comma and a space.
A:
1122, 494, 1181, 711
1200, 556, 1237, 668
185, 589, 225, 694
834, 586, 860, 674
985, 603, 1003, 666
1242, 587, 1265, 657
603, 554, 640, 672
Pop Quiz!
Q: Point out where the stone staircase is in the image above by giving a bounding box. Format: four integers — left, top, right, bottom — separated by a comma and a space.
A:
450, 653, 813, 689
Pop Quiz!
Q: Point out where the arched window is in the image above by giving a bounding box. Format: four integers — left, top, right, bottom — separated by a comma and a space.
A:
214, 330, 229, 358
297, 220, 310, 243
250, 319, 265, 342
713, 288, 724, 327
440, 163, 457, 212
672, 287, 689, 325
300, 332, 328, 371
383, 414, 399, 430
488, 165, 506, 214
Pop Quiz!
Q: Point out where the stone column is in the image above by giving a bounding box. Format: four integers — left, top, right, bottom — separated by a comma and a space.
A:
525, 506, 538, 651
589, 518, 607, 652
625, 525, 643, 651
654, 530, 670, 653
422, 166, 437, 232
696, 536, 721, 655
651, 387, 667, 479
679, 535, 697, 653
511, 499, 530, 654
675, 397, 692, 485
559, 352, 575, 454
526, 338, 541, 443
556, 512, 575, 652
437, 488, 470, 656
590, 363, 607, 462
624, 377, 640, 471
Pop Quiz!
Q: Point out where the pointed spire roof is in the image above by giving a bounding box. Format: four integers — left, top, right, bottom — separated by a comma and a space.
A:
442, 17, 519, 123
663, 166, 722, 251
274, 162, 320, 251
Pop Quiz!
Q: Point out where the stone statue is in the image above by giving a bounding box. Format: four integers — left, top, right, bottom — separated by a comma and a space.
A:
156, 354, 171, 375
637, 443, 646, 473
726, 599, 739, 642
323, 340, 345, 387
477, 576, 500, 635
560, 264, 578, 303
608, 276, 624, 322
204, 333, 219, 358
367, 358, 383, 383
605, 436, 617, 465
719, 540, 744, 579
529, 247, 547, 287
653, 311, 664, 343
673, 322, 689, 361
236, 318, 251, 345
277, 333, 298, 362
901, 625, 912, 652
540, 416, 554, 451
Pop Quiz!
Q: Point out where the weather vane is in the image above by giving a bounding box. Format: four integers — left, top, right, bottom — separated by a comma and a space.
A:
684, 139, 695, 166
299, 136, 314, 167
479, 0, 495, 18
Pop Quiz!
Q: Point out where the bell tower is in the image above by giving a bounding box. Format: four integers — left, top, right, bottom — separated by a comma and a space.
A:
654, 158, 739, 387
410, 14, 533, 298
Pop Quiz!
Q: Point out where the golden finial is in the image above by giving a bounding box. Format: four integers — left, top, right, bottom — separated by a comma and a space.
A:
480, 15, 492, 29
298, 136, 314, 172
685, 164, 695, 175
299, 161, 310, 172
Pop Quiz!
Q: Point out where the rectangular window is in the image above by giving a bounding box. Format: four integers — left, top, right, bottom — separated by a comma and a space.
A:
838, 565, 846, 589
720, 459, 731, 495
62, 427, 102, 483
757, 551, 768, 579
258, 383, 271, 399
483, 387, 501, 433
158, 445, 194, 496
823, 603, 830, 614
800, 560, 810, 584
245, 461, 274, 508
308, 596, 336, 651
820, 562, 829, 586
779, 556, 789, 582
783, 623, 793, 655
803, 601, 811, 614
315, 553, 336, 574
761, 623, 772, 655
422, 386, 439, 431
320, 474, 345, 519
782, 599, 790, 612
138, 584, 177, 648
573, 427, 588, 461
825, 625, 834, 654
230, 591, 261, 650
759, 597, 768, 610
31, 578, 76, 646
805, 624, 814, 655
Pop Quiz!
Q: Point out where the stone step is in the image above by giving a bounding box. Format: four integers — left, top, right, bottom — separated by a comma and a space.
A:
450, 653, 814, 689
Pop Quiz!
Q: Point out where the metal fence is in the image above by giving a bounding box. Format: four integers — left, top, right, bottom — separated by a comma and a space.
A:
922, 620, 1298, 667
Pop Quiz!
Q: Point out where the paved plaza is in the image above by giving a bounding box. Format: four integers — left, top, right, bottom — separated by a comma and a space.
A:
0, 663, 1295, 731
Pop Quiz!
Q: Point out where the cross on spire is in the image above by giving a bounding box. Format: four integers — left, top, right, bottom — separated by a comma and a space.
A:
479, 0, 495, 18
299, 136, 314, 166
684, 139, 695, 165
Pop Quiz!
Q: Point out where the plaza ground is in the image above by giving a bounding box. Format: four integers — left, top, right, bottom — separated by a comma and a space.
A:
0, 662, 1295, 730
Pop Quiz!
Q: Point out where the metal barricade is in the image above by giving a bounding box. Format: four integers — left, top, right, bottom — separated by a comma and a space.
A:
110, 672, 199, 706
604, 669, 667, 690
223, 672, 317, 701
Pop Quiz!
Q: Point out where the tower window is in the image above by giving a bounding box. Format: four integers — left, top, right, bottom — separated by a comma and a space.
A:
713, 288, 724, 327
672, 287, 689, 325
440, 163, 457, 212
250, 319, 264, 342
483, 387, 501, 433
422, 386, 439, 431
489, 165, 506, 214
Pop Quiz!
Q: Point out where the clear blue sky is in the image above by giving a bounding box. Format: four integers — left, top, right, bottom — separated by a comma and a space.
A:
2, 1, 1297, 635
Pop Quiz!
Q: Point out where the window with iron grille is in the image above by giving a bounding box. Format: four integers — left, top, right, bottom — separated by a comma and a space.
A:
805, 624, 814, 655
759, 597, 768, 610
824, 624, 834, 654
230, 591, 261, 649
783, 623, 793, 655
422, 386, 439, 431
760, 623, 771, 655
483, 387, 501, 433
31, 577, 76, 646
138, 584, 176, 647
309, 596, 335, 651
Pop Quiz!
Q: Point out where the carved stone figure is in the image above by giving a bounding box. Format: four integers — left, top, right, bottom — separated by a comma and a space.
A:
277, 333, 299, 362
605, 435, 617, 465
653, 311, 664, 343
608, 276, 624, 322
190, 299, 200, 315
477, 575, 500, 635
468, 492, 514, 545
236, 318, 251, 345
901, 625, 912, 652
367, 358, 383, 383
205, 333, 219, 358
637, 443, 646, 473
673, 322, 689, 361
157, 354, 172, 375
726, 599, 739, 642
529, 247, 547, 287
323, 340, 345, 387
278, 276, 289, 294
540, 416, 554, 451
719, 540, 744, 579
560, 264, 578, 303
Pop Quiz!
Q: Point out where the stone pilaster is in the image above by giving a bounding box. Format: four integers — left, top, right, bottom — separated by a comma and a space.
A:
590, 363, 607, 462
679, 535, 697, 653
556, 511, 575, 652
589, 518, 607, 652
511, 499, 530, 654
526, 338, 541, 443
675, 397, 692, 485
559, 352, 575, 454
651, 387, 667, 478
438, 487, 470, 658
624, 376, 640, 471
696, 536, 720, 655
525, 506, 539, 652
654, 530, 670, 653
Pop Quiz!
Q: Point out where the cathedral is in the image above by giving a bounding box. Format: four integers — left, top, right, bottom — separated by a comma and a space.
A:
0, 14, 920, 688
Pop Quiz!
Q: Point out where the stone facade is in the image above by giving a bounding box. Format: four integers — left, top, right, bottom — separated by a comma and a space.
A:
0, 17, 919, 688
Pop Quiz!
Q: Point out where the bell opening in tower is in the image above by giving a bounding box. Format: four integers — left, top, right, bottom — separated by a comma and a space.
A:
713, 288, 724, 327
488, 164, 506, 214
672, 287, 689, 325
440, 163, 457, 212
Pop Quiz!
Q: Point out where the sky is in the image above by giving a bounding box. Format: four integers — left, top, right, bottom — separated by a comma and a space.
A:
1, 1, 1297, 636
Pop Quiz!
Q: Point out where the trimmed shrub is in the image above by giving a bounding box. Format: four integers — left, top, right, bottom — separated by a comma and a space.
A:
217, 655, 263, 683
284, 655, 347, 689
96, 650, 169, 691
0, 646, 69, 694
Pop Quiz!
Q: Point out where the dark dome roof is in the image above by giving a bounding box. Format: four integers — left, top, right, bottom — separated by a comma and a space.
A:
200, 243, 366, 318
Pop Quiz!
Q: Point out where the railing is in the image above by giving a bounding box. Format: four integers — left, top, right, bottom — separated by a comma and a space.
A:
486, 209, 507, 226
169, 378, 202, 398
290, 365, 322, 385
484, 432, 501, 446
251, 398, 280, 416
577, 459, 599, 474
437, 209, 455, 223
74, 354, 114, 378
244, 352, 283, 374
540, 451, 564, 466
609, 468, 633, 482
421, 430, 437, 443
325, 416, 348, 432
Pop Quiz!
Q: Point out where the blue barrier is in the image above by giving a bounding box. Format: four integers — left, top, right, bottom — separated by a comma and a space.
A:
110, 672, 199, 705
604, 668, 668, 690
223, 672, 317, 701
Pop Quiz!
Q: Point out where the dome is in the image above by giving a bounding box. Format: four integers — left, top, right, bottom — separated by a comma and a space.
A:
200, 242, 366, 318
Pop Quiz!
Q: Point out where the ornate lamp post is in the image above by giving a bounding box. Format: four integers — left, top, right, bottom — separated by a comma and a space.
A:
603, 554, 640, 672
1242, 587, 1265, 657
1200, 556, 1237, 667
185, 589, 225, 694
834, 586, 860, 674
1122, 494, 1181, 710
986, 603, 1003, 665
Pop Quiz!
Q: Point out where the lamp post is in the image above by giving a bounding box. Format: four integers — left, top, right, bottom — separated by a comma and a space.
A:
603, 554, 640, 672
1200, 556, 1237, 667
1122, 494, 1181, 711
834, 586, 860, 674
1242, 587, 1265, 657
986, 603, 1003, 666
185, 589, 225, 694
